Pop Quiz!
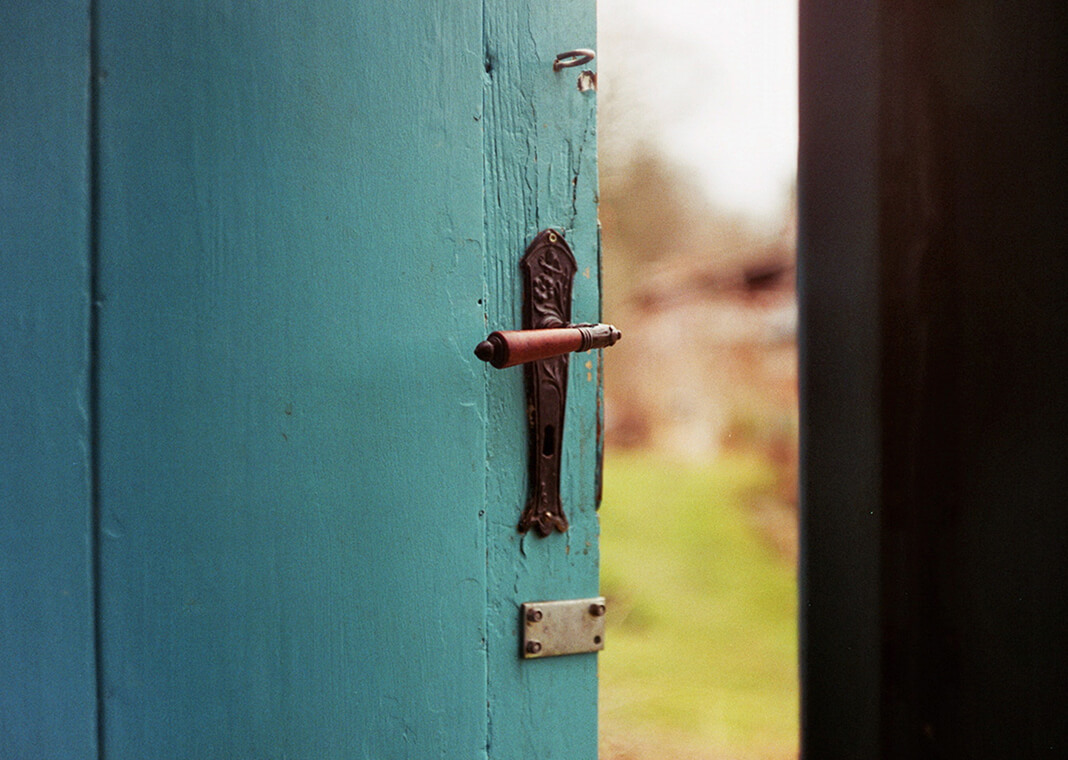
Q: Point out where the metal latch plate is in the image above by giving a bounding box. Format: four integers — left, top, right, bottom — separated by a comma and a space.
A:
521, 597, 606, 659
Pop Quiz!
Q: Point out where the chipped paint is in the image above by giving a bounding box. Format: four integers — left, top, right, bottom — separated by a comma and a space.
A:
481, 3, 599, 755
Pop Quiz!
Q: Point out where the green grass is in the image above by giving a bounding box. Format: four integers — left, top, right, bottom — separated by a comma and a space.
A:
598, 450, 798, 759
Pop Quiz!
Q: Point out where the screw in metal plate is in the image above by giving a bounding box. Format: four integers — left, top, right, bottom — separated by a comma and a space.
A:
589, 602, 606, 617
526, 641, 543, 655
526, 608, 543, 624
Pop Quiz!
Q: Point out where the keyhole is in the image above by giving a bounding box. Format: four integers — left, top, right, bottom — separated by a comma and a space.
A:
543, 425, 555, 457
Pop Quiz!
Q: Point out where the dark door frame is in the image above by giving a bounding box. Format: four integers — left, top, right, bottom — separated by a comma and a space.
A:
799, 1, 1068, 756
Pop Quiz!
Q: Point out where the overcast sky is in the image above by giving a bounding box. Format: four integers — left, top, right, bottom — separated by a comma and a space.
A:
598, 0, 798, 225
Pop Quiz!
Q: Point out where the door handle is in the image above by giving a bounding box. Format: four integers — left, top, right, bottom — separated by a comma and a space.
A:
474, 323, 620, 369
474, 229, 621, 536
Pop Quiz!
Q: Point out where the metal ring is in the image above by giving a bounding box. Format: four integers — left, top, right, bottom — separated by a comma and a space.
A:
553, 49, 595, 72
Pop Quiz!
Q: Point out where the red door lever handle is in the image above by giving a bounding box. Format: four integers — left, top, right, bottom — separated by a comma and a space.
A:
474, 323, 621, 369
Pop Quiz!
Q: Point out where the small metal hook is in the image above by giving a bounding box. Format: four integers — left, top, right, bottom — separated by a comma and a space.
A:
553, 49, 595, 72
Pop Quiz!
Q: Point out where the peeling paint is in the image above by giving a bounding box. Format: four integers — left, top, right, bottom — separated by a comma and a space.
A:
481, 3, 599, 753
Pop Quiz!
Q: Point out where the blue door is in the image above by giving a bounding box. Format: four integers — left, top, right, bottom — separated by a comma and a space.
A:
2, 2, 600, 757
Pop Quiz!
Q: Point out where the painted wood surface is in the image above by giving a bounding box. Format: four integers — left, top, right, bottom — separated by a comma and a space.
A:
2, 1, 598, 756
89, 1, 599, 758
802, 1, 1068, 754
482, 2, 601, 758
0, 3, 98, 757
92, 3, 489, 757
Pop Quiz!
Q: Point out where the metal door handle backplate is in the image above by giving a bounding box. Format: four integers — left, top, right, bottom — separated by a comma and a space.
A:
474, 229, 620, 536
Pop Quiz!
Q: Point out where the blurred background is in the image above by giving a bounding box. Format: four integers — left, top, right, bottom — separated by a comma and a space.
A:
595, 1, 799, 758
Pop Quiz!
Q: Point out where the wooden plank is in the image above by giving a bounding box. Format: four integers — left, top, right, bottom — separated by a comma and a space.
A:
801, 0, 1068, 755
875, 2, 1068, 755
798, 0, 882, 756
482, 1, 601, 756
0, 2, 98, 757
93, 3, 488, 756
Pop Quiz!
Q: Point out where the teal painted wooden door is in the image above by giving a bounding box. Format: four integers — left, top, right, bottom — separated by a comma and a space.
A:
2, 2, 599, 758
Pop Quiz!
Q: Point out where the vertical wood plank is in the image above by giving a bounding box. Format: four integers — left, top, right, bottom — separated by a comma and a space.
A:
93, 3, 488, 757
798, 1, 882, 756
0, 2, 98, 757
482, 1, 601, 756
876, 3, 1068, 754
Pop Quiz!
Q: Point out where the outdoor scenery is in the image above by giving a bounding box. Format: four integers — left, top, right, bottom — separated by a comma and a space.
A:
595, 2, 798, 758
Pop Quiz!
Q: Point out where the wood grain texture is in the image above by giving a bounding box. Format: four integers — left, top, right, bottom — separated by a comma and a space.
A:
482, 1, 601, 756
2, 1, 599, 755
0, 3, 98, 757
93, 3, 487, 757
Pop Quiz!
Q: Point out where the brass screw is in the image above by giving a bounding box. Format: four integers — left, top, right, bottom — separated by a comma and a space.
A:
548, 231, 558, 243
526, 608, 543, 623
526, 641, 542, 655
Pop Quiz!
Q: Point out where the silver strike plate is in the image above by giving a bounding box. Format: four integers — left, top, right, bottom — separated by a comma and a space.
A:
521, 597, 606, 659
